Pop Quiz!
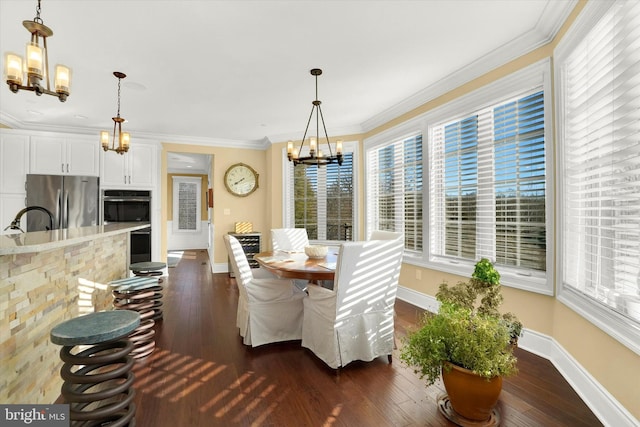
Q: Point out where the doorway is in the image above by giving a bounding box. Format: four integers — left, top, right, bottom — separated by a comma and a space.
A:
163, 148, 215, 270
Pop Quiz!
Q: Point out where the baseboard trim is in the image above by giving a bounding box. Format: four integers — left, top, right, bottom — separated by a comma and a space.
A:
396, 286, 638, 427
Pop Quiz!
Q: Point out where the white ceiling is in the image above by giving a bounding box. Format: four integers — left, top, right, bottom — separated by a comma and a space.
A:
0, 0, 575, 148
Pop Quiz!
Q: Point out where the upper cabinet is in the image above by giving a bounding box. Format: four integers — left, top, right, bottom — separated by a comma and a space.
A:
0, 132, 30, 194
101, 140, 158, 189
30, 135, 99, 176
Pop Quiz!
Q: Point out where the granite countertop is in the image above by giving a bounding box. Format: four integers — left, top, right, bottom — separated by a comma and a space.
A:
0, 223, 150, 255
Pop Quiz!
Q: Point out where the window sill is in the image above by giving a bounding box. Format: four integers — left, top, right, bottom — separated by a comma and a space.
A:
402, 254, 553, 295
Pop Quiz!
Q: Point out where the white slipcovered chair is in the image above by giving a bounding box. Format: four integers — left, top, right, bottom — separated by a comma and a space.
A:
271, 228, 314, 291
301, 236, 404, 369
369, 230, 403, 241
224, 234, 306, 347
271, 228, 309, 252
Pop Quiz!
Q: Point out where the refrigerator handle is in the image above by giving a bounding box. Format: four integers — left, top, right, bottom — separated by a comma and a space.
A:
63, 190, 69, 229
56, 189, 62, 229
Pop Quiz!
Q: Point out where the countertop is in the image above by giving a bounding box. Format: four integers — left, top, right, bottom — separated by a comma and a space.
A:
0, 223, 150, 255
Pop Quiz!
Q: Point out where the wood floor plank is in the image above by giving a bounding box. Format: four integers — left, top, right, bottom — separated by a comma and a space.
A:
127, 249, 603, 426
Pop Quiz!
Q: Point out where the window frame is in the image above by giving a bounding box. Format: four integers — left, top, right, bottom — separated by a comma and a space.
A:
282, 140, 359, 244
554, 0, 640, 355
364, 59, 553, 295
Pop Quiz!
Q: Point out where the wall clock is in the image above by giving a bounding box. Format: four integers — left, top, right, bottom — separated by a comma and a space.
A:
224, 163, 259, 197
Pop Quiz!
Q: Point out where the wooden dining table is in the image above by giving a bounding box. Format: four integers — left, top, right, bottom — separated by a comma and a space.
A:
253, 249, 338, 282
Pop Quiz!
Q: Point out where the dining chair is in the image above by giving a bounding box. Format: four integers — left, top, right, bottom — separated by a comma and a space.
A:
271, 228, 310, 252
224, 234, 306, 347
369, 230, 403, 241
271, 228, 313, 291
301, 235, 404, 369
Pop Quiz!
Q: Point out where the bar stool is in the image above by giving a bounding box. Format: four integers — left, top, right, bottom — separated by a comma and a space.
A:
110, 277, 160, 359
130, 262, 166, 320
50, 310, 140, 426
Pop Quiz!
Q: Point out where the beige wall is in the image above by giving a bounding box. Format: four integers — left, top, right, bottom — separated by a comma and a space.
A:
161, 143, 270, 264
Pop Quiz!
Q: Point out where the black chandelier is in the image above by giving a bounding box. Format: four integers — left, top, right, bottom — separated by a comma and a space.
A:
287, 68, 343, 166
3, 0, 71, 102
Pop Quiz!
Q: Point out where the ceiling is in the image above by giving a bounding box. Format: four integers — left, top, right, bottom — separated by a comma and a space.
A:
0, 0, 576, 148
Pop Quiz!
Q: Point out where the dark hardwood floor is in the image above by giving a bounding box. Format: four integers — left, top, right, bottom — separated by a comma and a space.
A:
129, 249, 603, 427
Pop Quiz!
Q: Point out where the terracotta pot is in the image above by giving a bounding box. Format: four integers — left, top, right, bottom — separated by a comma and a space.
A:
441, 362, 502, 421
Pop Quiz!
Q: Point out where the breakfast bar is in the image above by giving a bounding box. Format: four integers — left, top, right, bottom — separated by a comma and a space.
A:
0, 223, 149, 405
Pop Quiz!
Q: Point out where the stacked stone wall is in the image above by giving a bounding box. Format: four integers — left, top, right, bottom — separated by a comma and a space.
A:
0, 233, 128, 404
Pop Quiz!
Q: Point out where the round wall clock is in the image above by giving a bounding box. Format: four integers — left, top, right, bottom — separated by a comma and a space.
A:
224, 163, 259, 197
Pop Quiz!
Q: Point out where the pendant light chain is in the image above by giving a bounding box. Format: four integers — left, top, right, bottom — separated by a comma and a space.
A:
34, 0, 43, 24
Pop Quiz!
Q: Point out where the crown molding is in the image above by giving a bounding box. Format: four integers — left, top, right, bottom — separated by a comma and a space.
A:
361, 0, 577, 134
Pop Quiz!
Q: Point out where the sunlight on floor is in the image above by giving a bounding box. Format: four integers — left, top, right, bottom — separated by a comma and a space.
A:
167, 251, 183, 267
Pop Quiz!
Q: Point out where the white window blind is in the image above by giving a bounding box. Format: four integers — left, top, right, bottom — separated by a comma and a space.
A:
559, 0, 640, 330
367, 134, 423, 252
293, 152, 354, 241
430, 90, 546, 271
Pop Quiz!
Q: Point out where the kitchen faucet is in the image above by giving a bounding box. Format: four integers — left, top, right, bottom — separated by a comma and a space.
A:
4, 206, 55, 233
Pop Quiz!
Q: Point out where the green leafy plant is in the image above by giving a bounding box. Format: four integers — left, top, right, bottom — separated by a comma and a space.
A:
400, 258, 521, 385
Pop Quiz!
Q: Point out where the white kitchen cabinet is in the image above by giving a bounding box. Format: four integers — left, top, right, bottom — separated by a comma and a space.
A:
0, 132, 29, 194
0, 193, 26, 234
30, 135, 99, 176
101, 140, 158, 188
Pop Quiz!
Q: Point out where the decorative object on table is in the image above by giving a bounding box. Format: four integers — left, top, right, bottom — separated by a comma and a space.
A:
235, 221, 253, 233
304, 244, 328, 258
100, 71, 131, 154
50, 310, 139, 425
224, 162, 259, 196
4, 0, 71, 101
400, 258, 522, 425
287, 68, 343, 167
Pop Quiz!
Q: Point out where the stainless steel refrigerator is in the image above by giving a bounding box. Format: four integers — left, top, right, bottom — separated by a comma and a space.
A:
26, 174, 100, 231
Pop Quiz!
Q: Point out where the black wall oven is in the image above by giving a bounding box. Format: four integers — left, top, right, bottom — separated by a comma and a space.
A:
102, 190, 152, 263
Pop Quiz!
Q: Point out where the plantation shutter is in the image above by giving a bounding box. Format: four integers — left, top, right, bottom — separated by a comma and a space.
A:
494, 91, 546, 270
293, 153, 354, 241
430, 90, 545, 270
561, 0, 640, 315
367, 134, 422, 252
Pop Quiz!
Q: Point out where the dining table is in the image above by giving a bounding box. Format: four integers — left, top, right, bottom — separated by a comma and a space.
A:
253, 249, 338, 282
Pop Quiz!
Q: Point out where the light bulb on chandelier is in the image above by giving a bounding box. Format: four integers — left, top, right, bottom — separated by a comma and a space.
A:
3, 0, 71, 102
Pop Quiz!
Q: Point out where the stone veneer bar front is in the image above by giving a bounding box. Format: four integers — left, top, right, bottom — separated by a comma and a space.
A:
0, 223, 150, 404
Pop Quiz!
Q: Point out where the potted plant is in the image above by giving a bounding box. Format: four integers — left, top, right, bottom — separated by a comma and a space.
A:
400, 258, 521, 423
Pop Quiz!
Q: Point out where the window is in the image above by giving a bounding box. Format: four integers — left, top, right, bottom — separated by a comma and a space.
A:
172, 176, 201, 233
556, 0, 640, 353
364, 59, 552, 294
430, 91, 546, 272
284, 143, 357, 242
366, 134, 423, 251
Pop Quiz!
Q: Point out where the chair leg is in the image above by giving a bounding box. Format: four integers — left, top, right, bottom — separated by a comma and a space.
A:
387, 354, 393, 364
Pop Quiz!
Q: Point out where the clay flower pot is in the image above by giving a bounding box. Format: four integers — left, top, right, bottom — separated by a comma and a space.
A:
441, 362, 503, 421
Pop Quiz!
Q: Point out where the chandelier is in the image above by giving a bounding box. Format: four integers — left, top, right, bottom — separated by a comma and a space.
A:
3, 0, 71, 102
287, 68, 343, 166
100, 72, 130, 155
